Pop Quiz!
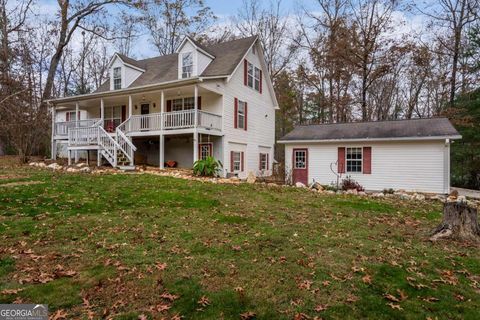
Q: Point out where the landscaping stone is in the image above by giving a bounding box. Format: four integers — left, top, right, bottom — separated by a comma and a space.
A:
47, 163, 62, 170
295, 182, 306, 188
246, 171, 256, 184
310, 182, 323, 191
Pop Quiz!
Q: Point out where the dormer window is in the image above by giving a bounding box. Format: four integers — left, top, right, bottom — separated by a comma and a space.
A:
182, 52, 193, 78
113, 67, 122, 90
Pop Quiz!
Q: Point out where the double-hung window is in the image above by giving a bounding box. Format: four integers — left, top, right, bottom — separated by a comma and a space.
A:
172, 98, 184, 111
113, 67, 122, 90
182, 52, 193, 78
232, 151, 241, 171
346, 147, 362, 173
171, 97, 195, 111
237, 100, 246, 129
246, 61, 261, 92
66, 111, 77, 122
104, 106, 122, 132
259, 153, 268, 170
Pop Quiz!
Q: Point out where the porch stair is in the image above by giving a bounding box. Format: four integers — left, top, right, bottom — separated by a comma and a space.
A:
67, 120, 137, 170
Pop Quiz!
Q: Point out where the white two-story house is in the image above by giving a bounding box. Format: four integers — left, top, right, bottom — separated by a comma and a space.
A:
49, 36, 278, 178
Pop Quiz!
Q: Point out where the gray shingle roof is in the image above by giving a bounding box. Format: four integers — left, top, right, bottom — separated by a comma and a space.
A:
279, 118, 461, 142
95, 36, 257, 93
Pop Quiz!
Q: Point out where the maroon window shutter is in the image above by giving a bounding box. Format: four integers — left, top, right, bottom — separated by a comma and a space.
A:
166, 100, 172, 112
230, 151, 234, 172
241, 152, 244, 171
244, 59, 248, 86
267, 153, 269, 170
234, 98, 238, 128
338, 147, 346, 174
363, 147, 372, 174
259, 70, 263, 93
77, 111, 81, 120
244, 102, 248, 131
197, 96, 202, 110
121, 105, 126, 122
66, 112, 70, 122
258, 154, 261, 170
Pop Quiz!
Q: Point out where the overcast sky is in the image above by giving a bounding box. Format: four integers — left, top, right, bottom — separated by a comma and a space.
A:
32, 0, 430, 59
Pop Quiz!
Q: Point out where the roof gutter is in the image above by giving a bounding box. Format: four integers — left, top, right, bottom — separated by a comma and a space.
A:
277, 135, 463, 144
48, 77, 203, 104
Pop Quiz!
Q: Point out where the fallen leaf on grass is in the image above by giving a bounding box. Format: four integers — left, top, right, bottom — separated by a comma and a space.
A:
298, 280, 313, 290
386, 303, 403, 311
384, 294, 400, 302
155, 262, 167, 271
160, 292, 179, 302
138, 314, 148, 320
362, 274, 372, 285
294, 313, 311, 320
422, 297, 440, 303
50, 309, 68, 320
0, 288, 23, 295
240, 311, 256, 319
314, 304, 328, 312
197, 295, 210, 307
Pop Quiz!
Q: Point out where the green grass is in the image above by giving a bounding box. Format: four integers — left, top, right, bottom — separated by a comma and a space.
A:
0, 164, 479, 319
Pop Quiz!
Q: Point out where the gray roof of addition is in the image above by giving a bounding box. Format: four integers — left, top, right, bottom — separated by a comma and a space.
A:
279, 118, 461, 142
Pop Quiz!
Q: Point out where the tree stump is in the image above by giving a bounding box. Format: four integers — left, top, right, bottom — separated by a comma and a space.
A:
430, 202, 480, 242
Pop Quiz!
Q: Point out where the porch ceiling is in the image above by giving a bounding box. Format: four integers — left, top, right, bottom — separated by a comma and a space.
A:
53, 82, 222, 110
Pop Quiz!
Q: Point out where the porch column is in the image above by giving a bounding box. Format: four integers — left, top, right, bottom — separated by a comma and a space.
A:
75, 102, 79, 162
128, 95, 133, 118
75, 102, 79, 127
68, 150, 72, 166
51, 105, 56, 160
159, 134, 164, 169
100, 98, 104, 124
160, 90, 165, 130
193, 131, 199, 163
97, 150, 101, 167
194, 84, 198, 128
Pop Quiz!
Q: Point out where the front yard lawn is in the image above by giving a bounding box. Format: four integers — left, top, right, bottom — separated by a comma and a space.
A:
0, 164, 479, 319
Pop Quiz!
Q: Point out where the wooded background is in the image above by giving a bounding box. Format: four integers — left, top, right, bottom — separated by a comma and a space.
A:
0, 0, 479, 189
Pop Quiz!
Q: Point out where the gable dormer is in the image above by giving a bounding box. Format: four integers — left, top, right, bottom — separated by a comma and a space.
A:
176, 36, 215, 80
108, 53, 145, 90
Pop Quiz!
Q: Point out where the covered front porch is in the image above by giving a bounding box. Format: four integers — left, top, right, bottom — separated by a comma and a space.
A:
52, 83, 223, 140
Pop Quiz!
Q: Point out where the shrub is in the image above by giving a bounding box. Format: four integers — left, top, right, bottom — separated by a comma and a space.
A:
193, 156, 223, 177
383, 188, 395, 194
340, 176, 365, 192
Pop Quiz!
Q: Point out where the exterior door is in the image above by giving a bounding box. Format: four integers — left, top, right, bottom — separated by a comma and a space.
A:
140, 104, 149, 130
292, 148, 308, 185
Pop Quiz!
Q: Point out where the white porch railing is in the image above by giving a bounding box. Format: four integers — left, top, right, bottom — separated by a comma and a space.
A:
68, 126, 99, 146
120, 110, 222, 133
55, 118, 101, 136
198, 111, 222, 131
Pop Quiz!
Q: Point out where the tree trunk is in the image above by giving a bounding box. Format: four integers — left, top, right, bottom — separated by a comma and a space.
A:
430, 202, 480, 242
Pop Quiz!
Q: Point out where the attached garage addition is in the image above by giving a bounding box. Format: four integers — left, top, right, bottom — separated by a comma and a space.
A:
278, 118, 462, 194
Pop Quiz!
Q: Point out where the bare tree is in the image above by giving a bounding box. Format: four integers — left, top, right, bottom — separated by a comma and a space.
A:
417, 0, 480, 107
235, 0, 299, 80
40, 0, 137, 108
142, 0, 215, 55
348, 0, 397, 121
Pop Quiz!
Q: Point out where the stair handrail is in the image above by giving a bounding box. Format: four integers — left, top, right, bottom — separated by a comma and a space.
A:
98, 126, 121, 162
115, 127, 137, 164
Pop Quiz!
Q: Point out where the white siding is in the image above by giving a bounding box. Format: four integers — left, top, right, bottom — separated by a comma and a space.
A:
219, 42, 276, 178
284, 140, 450, 194
110, 57, 142, 90
177, 40, 213, 79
